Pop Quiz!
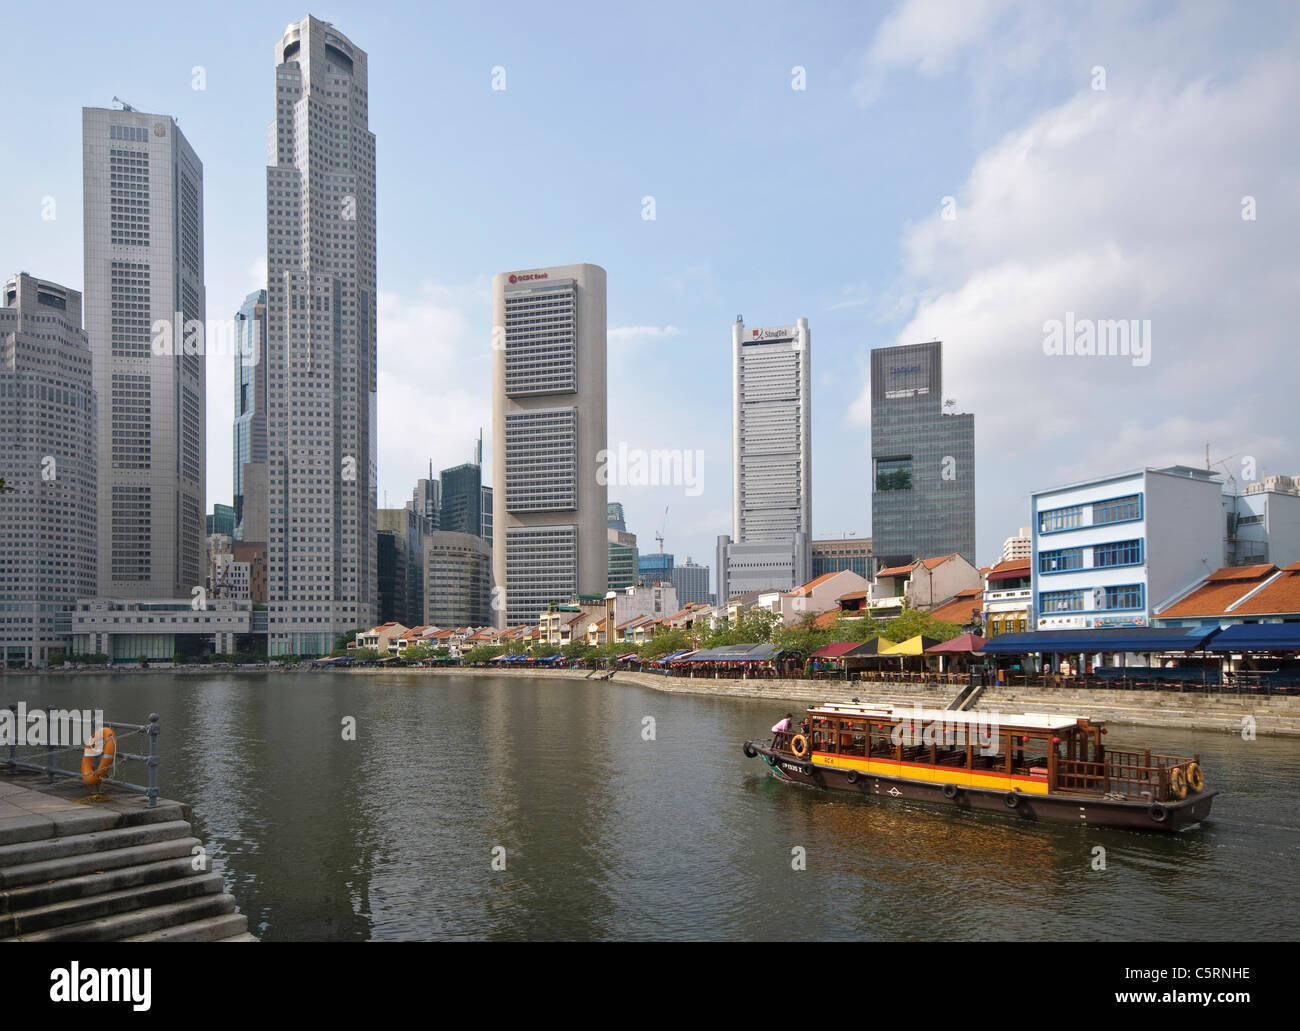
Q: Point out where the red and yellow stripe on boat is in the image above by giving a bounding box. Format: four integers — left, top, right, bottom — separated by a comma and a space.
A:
809, 752, 1051, 795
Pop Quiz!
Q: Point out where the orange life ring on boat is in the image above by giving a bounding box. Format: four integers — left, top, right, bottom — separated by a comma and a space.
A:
1169, 766, 1188, 800
1185, 762, 1204, 793
81, 728, 116, 786
790, 734, 810, 759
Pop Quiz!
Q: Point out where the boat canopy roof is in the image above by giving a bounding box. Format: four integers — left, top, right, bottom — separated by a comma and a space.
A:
806, 702, 1092, 732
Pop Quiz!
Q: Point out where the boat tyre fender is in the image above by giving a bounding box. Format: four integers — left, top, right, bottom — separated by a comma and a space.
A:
743, 741, 757, 758
1185, 762, 1204, 793
1169, 767, 1188, 800
942, 783, 959, 800
1004, 791, 1021, 809
846, 770, 860, 785
1148, 803, 1170, 823
790, 734, 810, 759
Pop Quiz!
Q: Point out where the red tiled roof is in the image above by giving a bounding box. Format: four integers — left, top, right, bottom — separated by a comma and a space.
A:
930, 592, 985, 624
837, 589, 870, 602
788, 572, 841, 596
812, 610, 840, 629
876, 562, 916, 578
1158, 566, 1277, 618
920, 553, 962, 570
1231, 568, 1300, 616
1204, 564, 1277, 582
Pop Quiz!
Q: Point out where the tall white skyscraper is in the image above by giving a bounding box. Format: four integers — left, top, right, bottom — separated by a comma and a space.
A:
716, 316, 812, 599
266, 16, 377, 655
0, 275, 97, 667
491, 263, 607, 627
83, 106, 206, 599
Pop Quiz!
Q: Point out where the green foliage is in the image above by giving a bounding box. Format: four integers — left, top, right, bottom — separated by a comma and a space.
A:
350, 648, 380, 661
642, 628, 691, 659
877, 607, 962, 643
58, 652, 109, 665
561, 642, 589, 660
464, 645, 502, 664
331, 628, 365, 656
403, 645, 432, 662
696, 608, 778, 649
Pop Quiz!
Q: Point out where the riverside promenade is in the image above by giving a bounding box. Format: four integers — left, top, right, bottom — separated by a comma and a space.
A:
0, 772, 255, 941
404, 667, 1300, 737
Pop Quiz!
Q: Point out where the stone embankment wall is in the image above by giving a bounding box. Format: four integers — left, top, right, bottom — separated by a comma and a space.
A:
428, 667, 1300, 736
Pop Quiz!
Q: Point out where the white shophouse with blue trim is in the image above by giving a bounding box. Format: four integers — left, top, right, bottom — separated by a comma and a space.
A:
1031, 466, 1223, 631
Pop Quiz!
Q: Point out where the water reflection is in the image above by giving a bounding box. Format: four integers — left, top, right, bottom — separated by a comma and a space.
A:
2, 672, 1296, 941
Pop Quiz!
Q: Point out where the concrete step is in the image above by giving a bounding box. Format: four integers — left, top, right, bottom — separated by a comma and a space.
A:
3, 891, 237, 942
2, 855, 204, 914
0, 798, 189, 848
0, 871, 223, 937
0, 816, 195, 873
216, 932, 259, 941
0, 837, 201, 891
122, 912, 249, 942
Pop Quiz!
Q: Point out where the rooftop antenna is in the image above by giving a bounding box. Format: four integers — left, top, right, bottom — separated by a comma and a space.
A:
113, 96, 136, 112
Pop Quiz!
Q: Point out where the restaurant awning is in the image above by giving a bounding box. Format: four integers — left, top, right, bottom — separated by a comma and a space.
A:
809, 642, 861, 660
684, 644, 782, 662
878, 635, 942, 656
1205, 623, 1300, 652
980, 627, 1220, 654
925, 633, 988, 654
616, 652, 639, 661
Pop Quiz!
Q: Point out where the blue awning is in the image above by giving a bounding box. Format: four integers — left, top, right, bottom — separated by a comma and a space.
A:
1206, 623, 1300, 652
981, 627, 1220, 654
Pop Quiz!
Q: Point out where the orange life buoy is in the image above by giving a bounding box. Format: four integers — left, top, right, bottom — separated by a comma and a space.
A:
81, 728, 116, 786
1169, 766, 1188, 800
790, 734, 810, 759
1186, 762, 1204, 793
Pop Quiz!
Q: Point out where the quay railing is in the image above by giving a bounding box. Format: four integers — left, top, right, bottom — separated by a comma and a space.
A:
2, 705, 161, 808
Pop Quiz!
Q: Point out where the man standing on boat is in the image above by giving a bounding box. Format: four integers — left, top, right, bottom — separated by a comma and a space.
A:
771, 713, 794, 743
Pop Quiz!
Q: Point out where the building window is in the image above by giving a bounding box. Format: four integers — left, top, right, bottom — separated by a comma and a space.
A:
1093, 493, 1142, 526
1093, 538, 1143, 568
1102, 584, 1144, 611
1039, 589, 1085, 613
1039, 547, 1083, 574
1038, 504, 1083, 533
875, 457, 912, 491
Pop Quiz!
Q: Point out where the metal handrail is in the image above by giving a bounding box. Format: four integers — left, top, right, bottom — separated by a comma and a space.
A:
3, 705, 160, 807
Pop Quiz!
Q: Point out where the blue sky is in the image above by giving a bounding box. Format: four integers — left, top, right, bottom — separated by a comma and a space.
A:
4, 0, 1298, 585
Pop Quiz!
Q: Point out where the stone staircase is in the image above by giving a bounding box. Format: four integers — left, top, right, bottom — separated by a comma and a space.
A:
0, 773, 254, 942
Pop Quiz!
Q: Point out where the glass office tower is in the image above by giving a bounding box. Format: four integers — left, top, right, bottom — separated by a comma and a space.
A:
870, 341, 975, 570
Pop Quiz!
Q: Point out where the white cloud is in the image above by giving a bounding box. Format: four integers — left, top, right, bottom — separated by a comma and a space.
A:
855, 21, 1300, 556
609, 325, 681, 341
855, 0, 1013, 103
376, 281, 493, 501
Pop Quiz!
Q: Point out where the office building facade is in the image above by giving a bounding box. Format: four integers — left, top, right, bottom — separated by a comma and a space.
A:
83, 106, 206, 599
0, 275, 97, 667
811, 537, 873, 579
492, 263, 607, 626
233, 289, 267, 540
266, 17, 378, 655
638, 551, 674, 586
440, 462, 482, 537
1031, 466, 1222, 630
671, 559, 711, 606
870, 341, 975, 571
717, 317, 812, 599
424, 531, 492, 628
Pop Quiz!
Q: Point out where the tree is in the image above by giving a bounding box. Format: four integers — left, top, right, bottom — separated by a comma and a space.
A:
561, 641, 590, 661
642, 628, 691, 659
332, 628, 365, 656
351, 647, 380, 661
464, 645, 502, 665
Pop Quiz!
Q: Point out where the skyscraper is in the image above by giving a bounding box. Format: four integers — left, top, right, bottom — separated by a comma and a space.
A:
233, 289, 267, 541
716, 316, 811, 599
440, 462, 482, 537
870, 341, 975, 570
492, 263, 607, 627
0, 274, 97, 667
266, 17, 378, 655
83, 106, 205, 599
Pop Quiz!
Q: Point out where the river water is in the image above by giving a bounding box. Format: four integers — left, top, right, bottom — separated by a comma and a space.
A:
3, 671, 1296, 941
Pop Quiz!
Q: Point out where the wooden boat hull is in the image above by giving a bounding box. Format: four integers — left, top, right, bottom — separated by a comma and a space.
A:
746, 742, 1216, 832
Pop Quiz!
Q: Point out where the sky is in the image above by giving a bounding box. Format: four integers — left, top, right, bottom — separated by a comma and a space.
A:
3, 0, 1298, 588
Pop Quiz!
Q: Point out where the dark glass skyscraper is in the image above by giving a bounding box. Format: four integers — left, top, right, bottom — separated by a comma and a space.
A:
233, 289, 267, 539
870, 342, 975, 570
440, 463, 482, 537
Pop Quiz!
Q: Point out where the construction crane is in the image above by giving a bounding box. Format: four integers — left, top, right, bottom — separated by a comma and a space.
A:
113, 96, 136, 112
656, 506, 669, 555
